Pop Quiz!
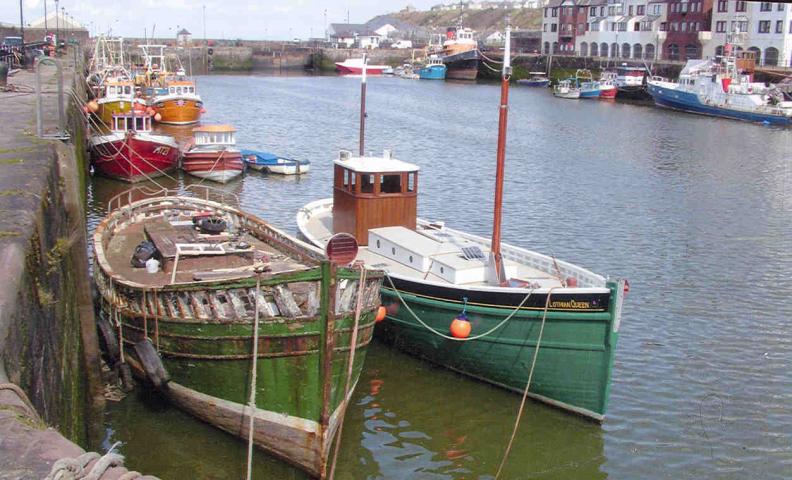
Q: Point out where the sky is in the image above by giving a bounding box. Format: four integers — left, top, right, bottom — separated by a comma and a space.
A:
3, 0, 439, 40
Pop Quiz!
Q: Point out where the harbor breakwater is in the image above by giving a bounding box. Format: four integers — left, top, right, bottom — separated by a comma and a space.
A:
0, 52, 148, 479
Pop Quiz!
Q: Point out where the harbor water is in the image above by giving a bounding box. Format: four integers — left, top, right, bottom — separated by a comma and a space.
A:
86, 75, 792, 479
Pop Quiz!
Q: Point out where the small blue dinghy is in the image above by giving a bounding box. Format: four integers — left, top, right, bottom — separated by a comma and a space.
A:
241, 149, 311, 175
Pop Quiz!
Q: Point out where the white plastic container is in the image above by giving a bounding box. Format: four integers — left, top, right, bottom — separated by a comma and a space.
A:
145, 258, 160, 273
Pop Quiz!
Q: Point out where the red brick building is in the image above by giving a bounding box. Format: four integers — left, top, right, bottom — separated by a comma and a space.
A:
663, 0, 714, 60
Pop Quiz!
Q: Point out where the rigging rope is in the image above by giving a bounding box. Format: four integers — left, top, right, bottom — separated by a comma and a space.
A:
328, 265, 367, 480
245, 272, 263, 480
384, 274, 534, 341
494, 287, 557, 479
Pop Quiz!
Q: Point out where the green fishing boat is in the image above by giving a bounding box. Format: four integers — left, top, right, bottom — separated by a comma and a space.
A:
297, 27, 627, 421
94, 187, 383, 478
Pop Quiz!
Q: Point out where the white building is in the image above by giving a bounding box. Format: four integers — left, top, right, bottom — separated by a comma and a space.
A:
485, 30, 506, 45
706, 0, 792, 66
576, 0, 668, 59
329, 23, 381, 49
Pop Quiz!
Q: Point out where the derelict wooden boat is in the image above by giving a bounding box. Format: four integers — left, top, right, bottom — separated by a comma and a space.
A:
297, 27, 628, 422
241, 149, 311, 175
93, 188, 383, 477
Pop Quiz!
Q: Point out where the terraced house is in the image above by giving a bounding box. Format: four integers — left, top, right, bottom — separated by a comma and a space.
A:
576, 0, 668, 59
706, 0, 792, 66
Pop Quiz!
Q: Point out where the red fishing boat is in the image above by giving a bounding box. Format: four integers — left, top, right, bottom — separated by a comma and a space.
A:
90, 112, 179, 183
182, 125, 245, 183
335, 58, 391, 75
599, 71, 617, 99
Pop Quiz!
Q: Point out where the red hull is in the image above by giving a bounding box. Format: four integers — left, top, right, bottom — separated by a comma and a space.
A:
182, 150, 245, 183
599, 87, 617, 99
335, 65, 386, 75
91, 134, 179, 183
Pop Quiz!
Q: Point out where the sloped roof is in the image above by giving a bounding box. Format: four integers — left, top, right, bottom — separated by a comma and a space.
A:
28, 12, 86, 31
329, 23, 379, 37
177, 28, 191, 35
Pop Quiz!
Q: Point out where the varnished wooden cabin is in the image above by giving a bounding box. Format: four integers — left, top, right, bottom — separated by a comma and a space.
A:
333, 150, 419, 245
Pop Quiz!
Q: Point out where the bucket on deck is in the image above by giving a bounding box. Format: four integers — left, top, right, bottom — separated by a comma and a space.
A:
145, 258, 160, 273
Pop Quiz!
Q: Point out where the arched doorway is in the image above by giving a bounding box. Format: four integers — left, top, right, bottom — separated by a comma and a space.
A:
667, 44, 679, 61
622, 43, 631, 58
748, 46, 761, 65
580, 42, 589, 57
684, 44, 699, 60
715, 45, 724, 57
633, 43, 642, 59
601, 43, 608, 57
591, 42, 599, 56
553, 41, 560, 54
764, 47, 779, 66
544, 41, 550, 54
645, 44, 655, 59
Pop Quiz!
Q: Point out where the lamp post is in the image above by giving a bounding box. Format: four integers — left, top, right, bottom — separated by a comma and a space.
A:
18, 0, 24, 45
55, 0, 59, 44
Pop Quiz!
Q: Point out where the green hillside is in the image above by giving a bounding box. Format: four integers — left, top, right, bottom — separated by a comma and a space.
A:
375, 7, 543, 35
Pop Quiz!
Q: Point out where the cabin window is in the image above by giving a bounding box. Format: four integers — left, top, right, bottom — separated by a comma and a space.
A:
380, 174, 401, 194
124, 86, 131, 95
360, 174, 376, 194
170, 87, 176, 94
136, 118, 144, 130
407, 173, 416, 192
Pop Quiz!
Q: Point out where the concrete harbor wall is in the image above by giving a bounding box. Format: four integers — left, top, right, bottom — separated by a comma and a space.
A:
0, 53, 146, 479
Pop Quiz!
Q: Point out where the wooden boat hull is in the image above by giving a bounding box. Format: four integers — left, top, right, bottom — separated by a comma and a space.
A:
242, 150, 311, 175
90, 132, 179, 182
151, 97, 203, 125
94, 196, 384, 477
182, 149, 245, 183
376, 277, 625, 421
442, 49, 479, 81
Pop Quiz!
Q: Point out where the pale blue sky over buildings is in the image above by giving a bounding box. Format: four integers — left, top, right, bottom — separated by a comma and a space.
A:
5, 0, 439, 39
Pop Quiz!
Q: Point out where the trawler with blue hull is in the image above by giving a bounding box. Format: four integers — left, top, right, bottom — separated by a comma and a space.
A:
647, 44, 792, 125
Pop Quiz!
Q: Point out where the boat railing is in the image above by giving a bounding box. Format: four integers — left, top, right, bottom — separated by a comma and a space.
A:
107, 184, 240, 213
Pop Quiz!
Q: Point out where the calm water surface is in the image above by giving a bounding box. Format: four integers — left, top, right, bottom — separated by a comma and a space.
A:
86, 74, 792, 479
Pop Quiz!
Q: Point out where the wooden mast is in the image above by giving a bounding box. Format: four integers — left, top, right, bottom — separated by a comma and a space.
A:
489, 23, 511, 286
359, 54, 367, 156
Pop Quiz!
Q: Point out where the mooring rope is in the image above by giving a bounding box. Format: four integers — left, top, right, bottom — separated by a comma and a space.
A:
384, 274, 534, 341
44, 440, 162, 480
0, 383, 44, 425
245, 271, 263, 480
494, 287, 556, 479
328, 264, 367, 480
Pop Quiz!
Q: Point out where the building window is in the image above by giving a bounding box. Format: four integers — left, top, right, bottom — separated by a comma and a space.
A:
628, 5, 633, 15
716, 21, 726, 33
735, 1, 746, 12
634, 22, 640, 31
637, 5, 645, 15
590, 6, 596, 15
681, 22, 687, 32
790, 20, 792, 34
543, 23, 547, 32
681, 2, 688, 13
758, 20, 771, 33
776, 20, 783, 33
759, 2, 771, 12
660, 22, 668, 31
717, 0, 727, 12
653, 4, 661, 15
778, 3, 785, 11
551, 23, 557, 32
671, 22, 678, 32
732, 20, 748, 33
552, 7, 558, 17
544, 8, 548, 17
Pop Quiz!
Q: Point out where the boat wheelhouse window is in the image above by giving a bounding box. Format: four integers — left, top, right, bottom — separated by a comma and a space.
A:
170, 87, 176, 94
124, 86, 131, 95
380, 174, 401, 194
135, 117, 146, 130
177, 86, 182, 94
407, 172, 416, 193
360, 174, 376, 194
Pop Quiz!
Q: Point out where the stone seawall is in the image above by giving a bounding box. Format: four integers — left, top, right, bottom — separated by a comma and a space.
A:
0, 53, 147, 479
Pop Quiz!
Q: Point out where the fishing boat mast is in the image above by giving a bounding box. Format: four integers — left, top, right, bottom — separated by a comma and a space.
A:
359, 54, 367, 156
489, 23, 511, 286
